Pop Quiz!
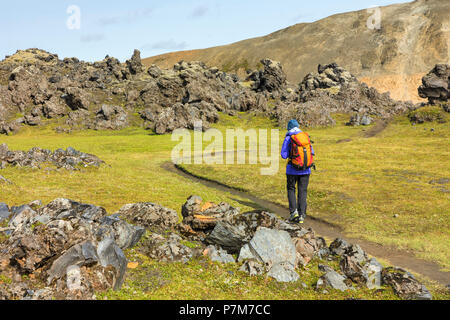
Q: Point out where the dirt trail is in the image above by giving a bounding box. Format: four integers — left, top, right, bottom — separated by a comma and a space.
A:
162, 161, 450, 286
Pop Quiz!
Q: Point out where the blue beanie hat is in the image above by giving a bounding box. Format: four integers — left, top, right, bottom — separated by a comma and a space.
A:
287, 119, 299, 131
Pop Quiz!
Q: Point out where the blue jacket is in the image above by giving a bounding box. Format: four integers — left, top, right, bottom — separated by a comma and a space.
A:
281, 128, 315, 176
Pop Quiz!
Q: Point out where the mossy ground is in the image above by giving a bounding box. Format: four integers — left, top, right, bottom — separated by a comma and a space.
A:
0, 112, 449, 300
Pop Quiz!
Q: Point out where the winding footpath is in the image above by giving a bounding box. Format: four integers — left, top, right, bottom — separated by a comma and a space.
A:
162, 161, 450, 286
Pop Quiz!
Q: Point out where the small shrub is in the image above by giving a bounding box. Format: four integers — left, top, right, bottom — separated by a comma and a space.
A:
408, 106, 446, 124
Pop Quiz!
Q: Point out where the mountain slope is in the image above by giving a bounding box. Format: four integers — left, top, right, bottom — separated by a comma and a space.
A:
143, 0, 449, 102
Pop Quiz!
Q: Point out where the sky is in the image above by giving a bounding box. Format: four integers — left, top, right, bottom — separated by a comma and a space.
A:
0, 0, 412, 62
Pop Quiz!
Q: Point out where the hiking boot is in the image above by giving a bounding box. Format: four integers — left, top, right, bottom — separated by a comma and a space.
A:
298, 214, 306, 224
289, 210, 300, 223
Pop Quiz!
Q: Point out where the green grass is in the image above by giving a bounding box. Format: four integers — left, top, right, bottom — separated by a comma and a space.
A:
0, 113, 449, 300
0, 125, 256, 215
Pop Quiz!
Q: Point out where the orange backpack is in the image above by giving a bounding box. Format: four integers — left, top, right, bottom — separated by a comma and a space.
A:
289, 132, 315, 170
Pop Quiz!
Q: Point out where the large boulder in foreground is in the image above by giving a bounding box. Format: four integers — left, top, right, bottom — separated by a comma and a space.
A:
241, 227, 299, 283
205, 211, 279, 253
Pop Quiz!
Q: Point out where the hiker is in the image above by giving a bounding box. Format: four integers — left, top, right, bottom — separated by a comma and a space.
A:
281, 119, 315, 223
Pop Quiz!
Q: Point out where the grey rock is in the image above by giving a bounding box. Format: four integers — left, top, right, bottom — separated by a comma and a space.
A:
47, 241, 98, 284
0, 202, 10, 221
8, 205, 37, 230
340, 254, 368, 285
97, 238, 127, 290
317, 270, 349, 292
365, 258, 383, 289
108, 219, 145, 250
248, 227, 297, 269
141, 232, 196, 263
318, 264, 334, 273
237, 243, 255, 262
239, 260, 264, 276
382, 267, 432, 300
204, 245, 235, 264
418, 64, 449, 104
206, 211, 279, 253
116, 202, 179, 232
267, 262, 299, 283
329, 238, 351, 256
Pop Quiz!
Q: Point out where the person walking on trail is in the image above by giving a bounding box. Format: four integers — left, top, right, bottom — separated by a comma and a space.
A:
281, 119, 315, 224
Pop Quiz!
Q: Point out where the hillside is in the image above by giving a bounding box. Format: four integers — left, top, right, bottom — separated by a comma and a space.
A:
143, 0, 450, 102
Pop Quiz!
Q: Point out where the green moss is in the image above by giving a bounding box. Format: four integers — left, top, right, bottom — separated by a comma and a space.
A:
180, 240, 201, 249
0, 275, 12, 284
408, 106, 446, 124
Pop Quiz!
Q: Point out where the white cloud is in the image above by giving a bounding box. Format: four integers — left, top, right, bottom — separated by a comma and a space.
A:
141, 39, 188, 51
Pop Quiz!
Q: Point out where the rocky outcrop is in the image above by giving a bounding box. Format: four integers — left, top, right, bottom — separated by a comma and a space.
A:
0, 48, 422, 135
126, 49, 144, 75
270, 62, 415, 128
0, 195, 434, 300
0, 198, 146, 300
180, 195, 240, 235
382, 267, 432, 300
114, 202, 179, 233
0, 49, 267, 135
418, 64, 449, 105
0, 144, 104, 170
247, 59, 288, 98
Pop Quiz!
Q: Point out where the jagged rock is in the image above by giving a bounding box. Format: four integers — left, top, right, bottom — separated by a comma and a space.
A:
237, 244, 255, 262
203, 245, 235, 264
126, 49, 143, 75
318, 264, 334, 273
63, 87, 90, 110
0, 203, 10, 221
247, 227, 297, 269
140, 232, 198, 263
206, 211, 279, 253
7, 205, 38, 231
239, 260, 264, 276
382, 267, 432, 300
147, 64, 162, 78
38, 198, 106, 222
316, 270, 349, 291
94, 105, 128, 130
329, 238, 351, 256
97, 217, 146, 250
115, 202, 179, 232
236, 227, 300, 283
0, 197, 144, 299
181, 195, 240, 232
293, 237, 317, 267
47, 240, 99, 284
365, 258, 383, 289
267, 262, 300, 283
96, 238, 127, 290
24, 115, 41, 126
346, 113, 373, 126
340, 254, 368, 285
273, 100, 336, 129
249, 59, 287, 97
0, 144, 104, 170
418, 64, 449, 104
293, 63, 414, 124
